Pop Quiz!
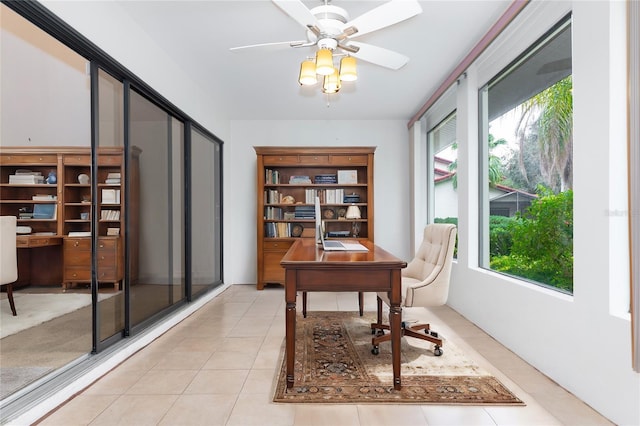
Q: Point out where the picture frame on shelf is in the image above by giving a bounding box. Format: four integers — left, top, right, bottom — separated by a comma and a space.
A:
337, 170, 358, 184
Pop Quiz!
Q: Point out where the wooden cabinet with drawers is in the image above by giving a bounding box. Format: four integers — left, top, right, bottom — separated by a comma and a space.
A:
254, 146, 375, 290
63, 236, 123, 290
0, 146, 139, 290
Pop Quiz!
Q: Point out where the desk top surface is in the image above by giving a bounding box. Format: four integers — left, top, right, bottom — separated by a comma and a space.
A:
280, 238, 406, 268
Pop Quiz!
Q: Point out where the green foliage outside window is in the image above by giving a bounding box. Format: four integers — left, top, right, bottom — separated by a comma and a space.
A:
437, 189, 573, 292
490, 189, 573, 292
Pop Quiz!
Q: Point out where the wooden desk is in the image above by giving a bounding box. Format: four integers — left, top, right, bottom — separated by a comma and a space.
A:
15, 235, 63, 287
281, 238, 407, 390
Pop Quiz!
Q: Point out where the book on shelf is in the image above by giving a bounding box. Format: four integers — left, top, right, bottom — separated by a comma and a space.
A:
289, 175, 311, 184
9, 172, 44, 184
68, 231, 91, 237
264, 222, 291, 238
265, 169, 280, 184
107, 227, 120, 236
106, 172, 121, 179
314, 174, 337, 184
32, 203, 57, 219
100, 209, 120, 220
294, 205, 315, 219
104, 178, 121, 184
32, 194, 57, 201
264, 206, 283, 220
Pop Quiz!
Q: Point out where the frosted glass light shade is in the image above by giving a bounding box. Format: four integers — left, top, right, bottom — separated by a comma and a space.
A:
315, 48, 334, 76
322, 68, 341, 94
339, 56, 357, 81
298, 60, 317, 85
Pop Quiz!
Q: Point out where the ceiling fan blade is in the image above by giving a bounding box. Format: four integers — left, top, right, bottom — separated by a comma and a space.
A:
272, 0, 323, 31
229, 40, 307, 52
347, 41, 409, 70
344, 0, 422, 38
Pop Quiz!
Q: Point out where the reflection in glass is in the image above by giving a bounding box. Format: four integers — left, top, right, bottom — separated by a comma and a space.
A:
97, 69, 125, 342
191, 129, 222, 296
129, 90, 185, 325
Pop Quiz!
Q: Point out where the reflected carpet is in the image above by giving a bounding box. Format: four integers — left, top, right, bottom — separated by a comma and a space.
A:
0, 293, 93, 339
274, 312, 524, 405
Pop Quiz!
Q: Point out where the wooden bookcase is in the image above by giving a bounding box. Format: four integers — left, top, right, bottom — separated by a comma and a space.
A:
254, 146, 375, 290
0, 146, 139, 290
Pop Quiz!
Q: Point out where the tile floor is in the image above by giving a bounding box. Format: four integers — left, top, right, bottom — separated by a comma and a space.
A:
37, 285, 612, 425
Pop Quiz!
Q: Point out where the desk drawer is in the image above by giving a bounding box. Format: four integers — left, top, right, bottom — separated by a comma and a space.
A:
64, 250, 91, 266
63, 267, 91, 282
64, 238, 91, 251
263, 240, 293, 251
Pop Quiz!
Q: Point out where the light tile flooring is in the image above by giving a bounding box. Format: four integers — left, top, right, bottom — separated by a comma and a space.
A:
38, 285, 612, 426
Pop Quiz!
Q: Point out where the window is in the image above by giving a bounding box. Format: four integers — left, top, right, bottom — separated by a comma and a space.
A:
428, 112, 458, 256
479, 17, 573, 293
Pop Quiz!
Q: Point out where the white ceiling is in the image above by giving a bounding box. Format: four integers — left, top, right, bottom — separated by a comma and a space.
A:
116, 0, 512, 121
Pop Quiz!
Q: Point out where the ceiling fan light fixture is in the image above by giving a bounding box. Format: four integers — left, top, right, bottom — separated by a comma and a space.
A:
315, 48, 334, 76
322, 68, 341, 94
298, 60, 318, 85
339, 56, 357, 82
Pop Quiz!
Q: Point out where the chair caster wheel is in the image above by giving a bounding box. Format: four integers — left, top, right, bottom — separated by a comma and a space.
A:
371, 346, 380, 355
434, 346, 443, 356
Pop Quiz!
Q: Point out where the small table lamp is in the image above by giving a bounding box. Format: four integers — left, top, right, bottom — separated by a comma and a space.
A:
345, 205, 361, 238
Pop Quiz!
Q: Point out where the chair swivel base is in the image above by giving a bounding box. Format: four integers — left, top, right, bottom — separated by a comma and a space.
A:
370, 320, 443, 357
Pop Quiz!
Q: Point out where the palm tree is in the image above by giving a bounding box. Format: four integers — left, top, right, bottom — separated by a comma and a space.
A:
448, 134, 507, 188
514, 76, 573, 192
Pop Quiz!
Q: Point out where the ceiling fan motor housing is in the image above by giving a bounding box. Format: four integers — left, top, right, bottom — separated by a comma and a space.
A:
308, 4, 350, 45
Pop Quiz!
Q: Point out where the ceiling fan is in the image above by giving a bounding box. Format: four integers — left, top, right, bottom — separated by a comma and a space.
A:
230, 0, 422, 71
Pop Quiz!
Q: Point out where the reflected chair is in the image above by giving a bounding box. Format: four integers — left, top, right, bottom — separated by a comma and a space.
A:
371, 223, 457, 356
1, 216, 18, 316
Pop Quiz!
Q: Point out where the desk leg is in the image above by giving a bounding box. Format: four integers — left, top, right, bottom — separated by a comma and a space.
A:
390, 269, 402, 390
285, 269, 297, 389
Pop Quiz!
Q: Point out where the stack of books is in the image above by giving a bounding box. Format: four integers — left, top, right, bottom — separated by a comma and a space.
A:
289, 175, 311, 184
105, 172, 121, 184
294, 205, 315, 219
9, 170, 44, 184
32, 194, 57, 201
314, 174, 337, 184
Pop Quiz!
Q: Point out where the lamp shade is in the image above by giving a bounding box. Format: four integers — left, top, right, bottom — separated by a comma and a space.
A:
345, 205, 361, 219
339, 56, 357, 82
298, 60, 317, 85
322, 68, 341, 94
315, 48, 334, 76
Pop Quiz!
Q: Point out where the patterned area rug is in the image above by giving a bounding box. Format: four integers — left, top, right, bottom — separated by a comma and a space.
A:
273, 312, 524, 405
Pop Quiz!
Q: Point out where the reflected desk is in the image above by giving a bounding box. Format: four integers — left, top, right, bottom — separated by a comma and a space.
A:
280, 238, 407, 390
16, 235, 63, 287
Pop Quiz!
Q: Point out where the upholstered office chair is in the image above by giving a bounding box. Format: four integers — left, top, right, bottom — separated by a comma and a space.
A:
1, 216, 18, 316
371, 223, 457, 356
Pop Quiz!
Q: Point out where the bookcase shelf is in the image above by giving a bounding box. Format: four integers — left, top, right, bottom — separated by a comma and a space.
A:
0, 146, 140, 290
254, 146, 375, 290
